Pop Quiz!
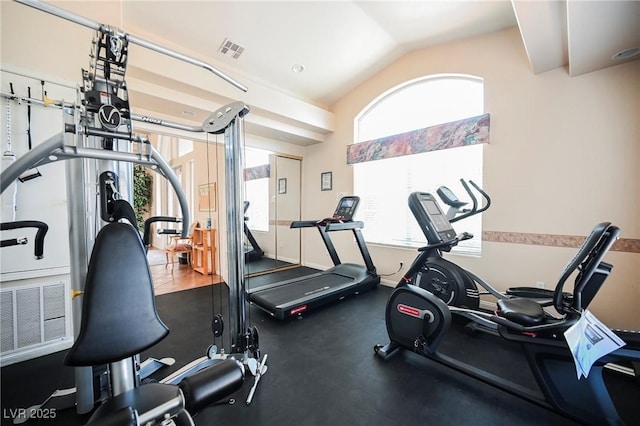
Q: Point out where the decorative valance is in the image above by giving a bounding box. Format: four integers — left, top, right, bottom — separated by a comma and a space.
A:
347, 113, 490, 164
244, 164, 270, 181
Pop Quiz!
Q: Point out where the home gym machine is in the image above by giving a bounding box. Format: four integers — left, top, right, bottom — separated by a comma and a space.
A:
374, 191, 640, 425
248, 195, 380, 319
416, 179, 567, 322
3, 0, 266, 423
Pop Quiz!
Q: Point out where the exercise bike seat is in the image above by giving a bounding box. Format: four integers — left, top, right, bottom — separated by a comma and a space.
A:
496, 297, 545, 326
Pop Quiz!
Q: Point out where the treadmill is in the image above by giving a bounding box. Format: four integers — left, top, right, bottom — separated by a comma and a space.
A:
243, 201, 265, 261
248, 196, 380, 319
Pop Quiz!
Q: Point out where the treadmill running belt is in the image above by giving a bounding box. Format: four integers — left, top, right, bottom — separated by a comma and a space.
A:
248, 264, 378, 320
251, 273, 355, 307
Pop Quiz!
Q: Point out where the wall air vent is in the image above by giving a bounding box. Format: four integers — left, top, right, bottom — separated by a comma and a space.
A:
218, 38, 245, 59
1, 281, 70, 358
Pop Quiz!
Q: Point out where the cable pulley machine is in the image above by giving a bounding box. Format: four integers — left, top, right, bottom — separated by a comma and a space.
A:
2, 0, 266, 420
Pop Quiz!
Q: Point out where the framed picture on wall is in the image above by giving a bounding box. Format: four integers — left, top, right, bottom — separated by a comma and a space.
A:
278, 178, 287, 194
321, 171, 332, 191
198, 183, 216, 212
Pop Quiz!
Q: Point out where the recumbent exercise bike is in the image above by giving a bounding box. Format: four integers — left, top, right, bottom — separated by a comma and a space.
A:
375, 191, 639, 425
415, 180, 571, 332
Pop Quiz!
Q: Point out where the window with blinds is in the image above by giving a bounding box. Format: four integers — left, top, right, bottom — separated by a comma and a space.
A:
353, 75, 485, 255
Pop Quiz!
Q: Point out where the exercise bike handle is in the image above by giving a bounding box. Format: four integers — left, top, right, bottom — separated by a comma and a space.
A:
0, 220, 49, 259
418, 232, 473, 252
467, 180, 491, 214
449, 179, 491, 223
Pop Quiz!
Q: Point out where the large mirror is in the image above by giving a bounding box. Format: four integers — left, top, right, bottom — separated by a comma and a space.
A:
244, 149, 301, 275
140, 134, 301, 277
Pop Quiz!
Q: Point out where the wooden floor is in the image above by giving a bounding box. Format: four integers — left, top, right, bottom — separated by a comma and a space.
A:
148, 248, 223, 295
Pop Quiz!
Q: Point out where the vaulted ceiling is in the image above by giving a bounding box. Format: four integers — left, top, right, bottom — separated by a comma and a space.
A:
119, 0, 639, 108
5, 1, 639, 146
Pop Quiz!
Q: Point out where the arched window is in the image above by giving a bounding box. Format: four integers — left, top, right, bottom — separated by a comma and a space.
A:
353, 75, 485, 255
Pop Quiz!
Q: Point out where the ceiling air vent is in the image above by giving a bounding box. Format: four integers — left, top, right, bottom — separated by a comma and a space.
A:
218, 38, 245, 59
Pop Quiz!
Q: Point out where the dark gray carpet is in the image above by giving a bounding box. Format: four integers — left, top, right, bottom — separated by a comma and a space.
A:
245, 257, 296, 276
2, 273, 638, 426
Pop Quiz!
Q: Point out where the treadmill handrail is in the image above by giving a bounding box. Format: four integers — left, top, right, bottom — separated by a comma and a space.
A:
290, 220, 320, 228
324, 221, 364, 232
290, 219, 363, 231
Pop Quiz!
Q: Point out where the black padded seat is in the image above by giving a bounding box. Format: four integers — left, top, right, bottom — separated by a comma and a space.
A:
65, 222, 169, 366
496, 297, 545, 326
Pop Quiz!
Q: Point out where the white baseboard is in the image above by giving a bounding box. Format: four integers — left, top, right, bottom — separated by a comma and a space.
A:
276, 255, 299, 264
0, 338, 73, 367
301, 261, 329, 271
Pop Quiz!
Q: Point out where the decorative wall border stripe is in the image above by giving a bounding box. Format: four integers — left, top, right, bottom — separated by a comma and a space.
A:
483, 231, 640, 253
244, 164, 270, 181
346, 113, 490, 164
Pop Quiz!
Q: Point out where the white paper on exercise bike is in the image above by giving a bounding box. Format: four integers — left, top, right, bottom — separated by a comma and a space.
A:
564, 310, 626, 379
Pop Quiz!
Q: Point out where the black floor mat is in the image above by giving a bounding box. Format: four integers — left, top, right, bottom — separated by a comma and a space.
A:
245, 257, 297, 275
2, 278, 637, 426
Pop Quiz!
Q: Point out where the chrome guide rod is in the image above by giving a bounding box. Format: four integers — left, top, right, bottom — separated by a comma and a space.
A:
203, 102, 250, 352
225, 113, 247, 352
13, 0, 248, 92
64, 147, 93, 414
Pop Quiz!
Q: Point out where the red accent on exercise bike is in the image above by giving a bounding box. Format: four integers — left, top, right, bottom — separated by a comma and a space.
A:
290, 305, 308, 315
397, 304, 421, 318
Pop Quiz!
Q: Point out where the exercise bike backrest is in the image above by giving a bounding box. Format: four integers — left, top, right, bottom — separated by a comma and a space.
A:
551, 222, 619, 315
437, 179, 491, 223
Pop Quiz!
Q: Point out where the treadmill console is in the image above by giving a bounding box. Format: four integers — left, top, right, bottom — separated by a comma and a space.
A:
408, 192, 457, 243
332, 196, 360, 221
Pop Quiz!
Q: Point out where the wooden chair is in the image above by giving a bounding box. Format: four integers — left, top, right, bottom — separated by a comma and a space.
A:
164, 221, 199, 274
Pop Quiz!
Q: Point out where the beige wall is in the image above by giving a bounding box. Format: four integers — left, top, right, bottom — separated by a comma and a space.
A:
302, 28, 639, 329
2, 0, 637, 329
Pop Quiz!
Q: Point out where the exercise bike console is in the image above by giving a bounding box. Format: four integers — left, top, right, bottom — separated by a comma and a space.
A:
409, 192, 457, 244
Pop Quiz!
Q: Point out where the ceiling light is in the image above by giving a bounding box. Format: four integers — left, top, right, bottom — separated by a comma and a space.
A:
292, 64, 305, 73
611, 47, 640, 61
